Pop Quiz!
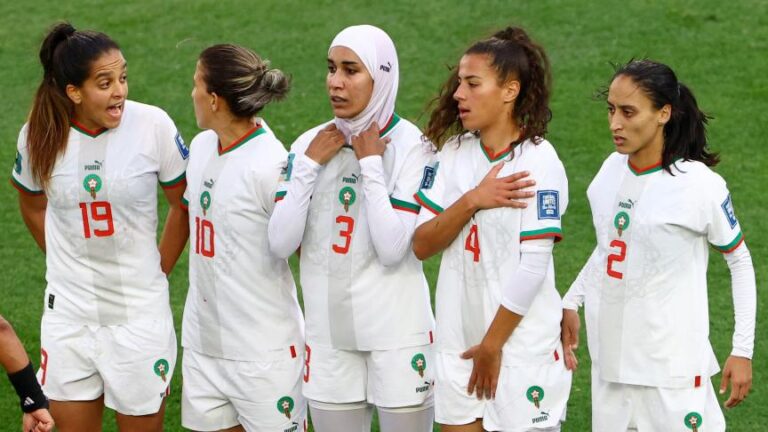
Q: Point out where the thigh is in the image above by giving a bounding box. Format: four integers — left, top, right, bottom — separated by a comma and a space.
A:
99, 314, 178, 416
303, 342, 367, 403
368, 343, 435, 408
636, 380, 725, 432
115, 398, 166, 432
39, 317, 104, 402
181, 349, 239, 432
433, 351, 486, 427
49, 396, 105, 432
485, 359, 571, 431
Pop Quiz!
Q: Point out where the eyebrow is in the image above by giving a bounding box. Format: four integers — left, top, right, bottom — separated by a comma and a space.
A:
607, 101, 637, 110
327, 58, 360, 66
94, 63, 127, 79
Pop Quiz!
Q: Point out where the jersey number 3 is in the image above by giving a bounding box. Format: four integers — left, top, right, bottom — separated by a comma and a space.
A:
332, 215, 355, 254
79, 201, 114, 238
606, 239, 627, 279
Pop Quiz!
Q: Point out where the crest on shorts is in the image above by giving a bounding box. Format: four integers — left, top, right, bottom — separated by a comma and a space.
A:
411, 353, 426, 378
684, 412, 702, 431
537, 190, 560, 220
339, 186, 356, 212
83, 174, 103, 199
614, 211, 630, 236
200, 191, 212, 216
153, 359, 170, 382
526, 385, 544, 409
277, 396, 295, 419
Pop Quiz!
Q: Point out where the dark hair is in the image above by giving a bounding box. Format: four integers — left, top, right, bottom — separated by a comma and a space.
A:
198, 44, 290, 119
27, 22, 119, 189
425, 26, 552, 149
609, 59, 718, 171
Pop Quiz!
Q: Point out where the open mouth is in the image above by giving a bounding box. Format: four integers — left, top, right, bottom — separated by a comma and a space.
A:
330, 96, 347, 106
107, 103, 124, 119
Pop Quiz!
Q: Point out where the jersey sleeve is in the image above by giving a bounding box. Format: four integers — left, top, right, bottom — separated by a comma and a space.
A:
258, 154, 285, 216
155, 111, 188, 189
414, 151, 445, 226
703, 177, 744, 253
10, 125, 44, 195
519, 144, 568, 242
390, 141, 436, 215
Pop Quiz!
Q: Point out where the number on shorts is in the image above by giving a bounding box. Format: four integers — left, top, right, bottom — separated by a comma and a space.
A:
464, 223, 480, 262
303, 344, 311, 383
40, 348, 48, 386
332, 215, 355, 254
194, 216, 215, 257
79, 201, 115, 238
607, 239, 627, 279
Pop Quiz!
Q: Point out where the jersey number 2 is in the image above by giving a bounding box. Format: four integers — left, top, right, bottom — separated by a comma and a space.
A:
79, 201, 114, 238
194, 217, 215, 257
606, 239, 627, 279
332, 215, 355, 254
465, 224, 480, 262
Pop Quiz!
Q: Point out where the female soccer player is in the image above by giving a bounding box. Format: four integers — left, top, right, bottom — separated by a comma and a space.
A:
11, 23, 188, 431
412, 26, 572, 432
268, 25, 435, 432
180, 43, 307, 432
561, 59, 755, 431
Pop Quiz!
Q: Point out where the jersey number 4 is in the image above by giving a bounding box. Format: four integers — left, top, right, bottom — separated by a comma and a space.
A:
332, 215, 355, 254
465, 223, 480, 262
79, 201, 114, 238
194, 217, 215, 257
606, 239, 627, 279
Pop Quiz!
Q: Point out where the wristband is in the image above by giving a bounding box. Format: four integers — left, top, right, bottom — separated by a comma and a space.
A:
7, 362, 48, 413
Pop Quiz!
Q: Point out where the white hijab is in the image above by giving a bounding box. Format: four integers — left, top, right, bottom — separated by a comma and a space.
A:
329, 25, 399, 139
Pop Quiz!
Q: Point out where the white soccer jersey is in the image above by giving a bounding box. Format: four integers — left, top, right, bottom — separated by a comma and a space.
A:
415, 134, 569, 365
587, 153, 741, 388
11, 100, 187, 325
274, 115, 435, 351
181, 121, 304, 361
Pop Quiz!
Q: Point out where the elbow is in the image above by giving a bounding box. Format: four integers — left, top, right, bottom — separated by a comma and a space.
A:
378, 249, 407, 267
412, 237, 433, 261
0, 316, 15, 341
268, 239, 295, 260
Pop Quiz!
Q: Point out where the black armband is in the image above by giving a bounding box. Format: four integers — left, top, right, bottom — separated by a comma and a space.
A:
7, 362, 48, 413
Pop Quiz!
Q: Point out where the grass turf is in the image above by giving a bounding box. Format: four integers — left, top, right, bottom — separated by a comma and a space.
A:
0, 0, 765, 430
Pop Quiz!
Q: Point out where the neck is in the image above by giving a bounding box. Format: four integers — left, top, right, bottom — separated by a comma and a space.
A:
479, 119, 521, 154
214, 117, 257, 148
629, 135, 664, 169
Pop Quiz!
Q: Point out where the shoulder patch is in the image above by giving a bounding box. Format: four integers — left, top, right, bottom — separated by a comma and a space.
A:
721, 194, 738, 229
14, 151, 22, 175
420, 161, 439, 190
281, 153, 295, 182
537, 190, 560, 220
175, 133, 189, 160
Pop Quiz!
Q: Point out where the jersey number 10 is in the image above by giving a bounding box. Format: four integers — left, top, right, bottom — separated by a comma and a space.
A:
194, 217, 215, 257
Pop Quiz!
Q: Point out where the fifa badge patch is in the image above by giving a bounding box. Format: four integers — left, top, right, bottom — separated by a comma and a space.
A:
339, 186, 356, 212
200, 191, 212, 216
175, 133, 189, 160
526, 385, 544, 409
277, 396, 295, 419
614, 211, 630, 236
14, 151, 22, 175
684, 412, 702, 431
537, 190, 559, 220
721, 194, 738, 228
83, 174, 103, 199
420, 162, 439, 190
411, 353, 426, 377
153, 359, 169, 382
281, 153, 295, 182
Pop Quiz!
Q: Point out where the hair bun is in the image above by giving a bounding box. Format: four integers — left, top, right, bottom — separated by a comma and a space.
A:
40, 22, 77, 76
493, 26, 530, 43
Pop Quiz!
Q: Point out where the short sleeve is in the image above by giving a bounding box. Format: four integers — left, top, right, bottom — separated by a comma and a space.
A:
156, 111, 188, 188
519, 145, 568, 242
705, 177, 743, 253
390, 142, 436, 215
10, 125, 44, 195
259, 155, 285, 216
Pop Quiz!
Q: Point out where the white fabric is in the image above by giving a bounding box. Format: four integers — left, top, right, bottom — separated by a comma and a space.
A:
39, 312, 176, 416
181, 121, 304, 361
561, 246, 603, 362
723, 242, 756, 358
501, 239, 554, 315
434, 350, 570, 430
181, 348, 307, 432
302, 342, 434, 408
359, 155, 418, 266
270, 118, 434, 351
415, 134, 569, 366
309, 403, 373, 432
377, 402, 434, 432
561, 247, 601, 310
11, 100, 187, 326
587, 153, 742, 388
329, 25, 398, 139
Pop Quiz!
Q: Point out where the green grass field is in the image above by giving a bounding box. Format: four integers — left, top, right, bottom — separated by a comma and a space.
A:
0, 0, 765, 430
